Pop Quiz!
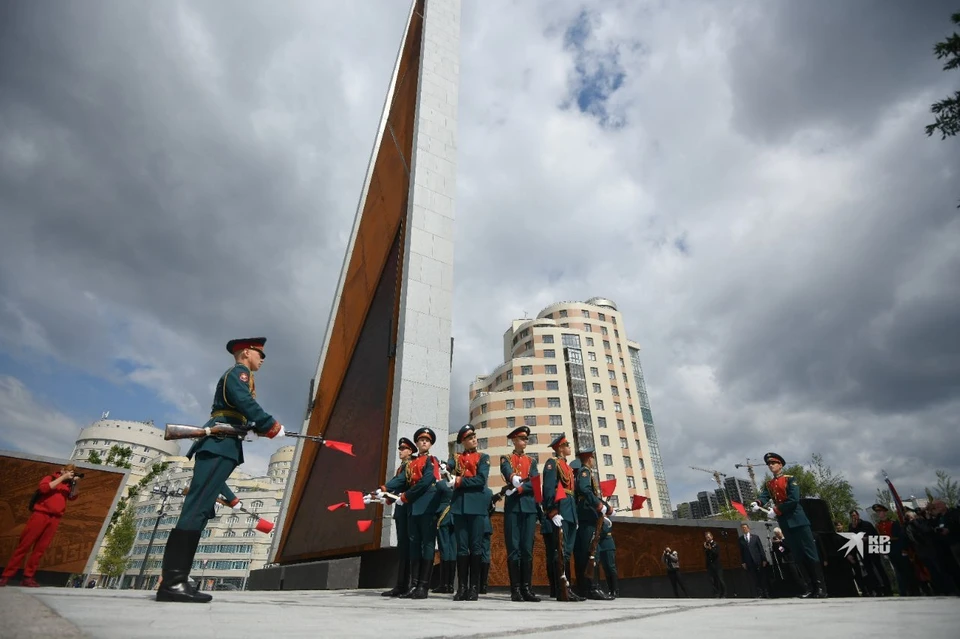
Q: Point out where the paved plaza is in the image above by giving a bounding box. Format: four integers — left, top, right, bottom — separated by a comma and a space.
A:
2, 587, 958, 639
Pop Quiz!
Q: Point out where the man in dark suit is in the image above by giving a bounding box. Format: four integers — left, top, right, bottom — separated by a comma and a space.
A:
739, 523, 769, 597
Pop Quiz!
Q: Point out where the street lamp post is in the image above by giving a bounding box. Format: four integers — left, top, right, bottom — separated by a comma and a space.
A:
136, 484, 184, 590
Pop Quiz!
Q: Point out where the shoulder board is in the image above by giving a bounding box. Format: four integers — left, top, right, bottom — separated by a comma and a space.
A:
784, 474, 793, 479
580, 468, 590, 476
500, 455, 509, 463
544, 458, 555, 467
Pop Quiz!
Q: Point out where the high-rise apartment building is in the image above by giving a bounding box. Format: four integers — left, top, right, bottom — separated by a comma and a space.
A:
724, 476, 756, 506
455, 298, 670, 518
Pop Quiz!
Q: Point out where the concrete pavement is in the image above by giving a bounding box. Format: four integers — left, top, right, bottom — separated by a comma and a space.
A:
2, 587, 958, 638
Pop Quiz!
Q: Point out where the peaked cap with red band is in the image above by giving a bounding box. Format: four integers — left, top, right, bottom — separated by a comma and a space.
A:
226, 337, 267, 358
549, 434, 569, 450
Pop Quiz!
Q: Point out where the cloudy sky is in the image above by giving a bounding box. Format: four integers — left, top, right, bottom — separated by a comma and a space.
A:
1, 0, 958, 512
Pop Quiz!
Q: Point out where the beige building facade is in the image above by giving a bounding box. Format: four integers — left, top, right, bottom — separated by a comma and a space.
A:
454, 298, 670, 518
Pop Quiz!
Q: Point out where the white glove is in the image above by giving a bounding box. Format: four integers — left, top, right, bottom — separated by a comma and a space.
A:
232, 501, 244, 511
551, 514, 563, 528
440, 461, 449, 473
363, 494, 375, 505
446, 477, 456, 488
511, 475, 522, 488
764, 509, 776, 520
750, 502, 762, 512
374, 488, 384, 499
393, 494, 404, 505
505, 488, 517, 496
605, 505, 614, 516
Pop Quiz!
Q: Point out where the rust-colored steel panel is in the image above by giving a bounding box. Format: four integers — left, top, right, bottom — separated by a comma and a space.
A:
275, 0, 424, 563
0, 454, 127, 577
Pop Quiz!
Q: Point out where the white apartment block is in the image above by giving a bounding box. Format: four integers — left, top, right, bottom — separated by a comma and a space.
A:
452, 297, 671, 518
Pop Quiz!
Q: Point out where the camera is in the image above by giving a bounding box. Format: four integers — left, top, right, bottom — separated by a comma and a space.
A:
73, 472, 85, 479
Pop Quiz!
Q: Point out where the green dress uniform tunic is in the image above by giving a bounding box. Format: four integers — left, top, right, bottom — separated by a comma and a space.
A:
500, 449, 541, 601
573, 461, 611, 599
448, 450, 490, 600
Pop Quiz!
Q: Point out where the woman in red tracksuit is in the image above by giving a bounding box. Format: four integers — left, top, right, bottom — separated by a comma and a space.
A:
1, 464, 80, 587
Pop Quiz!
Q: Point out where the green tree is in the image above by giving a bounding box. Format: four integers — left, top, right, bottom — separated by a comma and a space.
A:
925, 12, 960, 140
97, 505, 137, 582
928, 469, 959, 507
87, 450, 103, 465
104, 444, 133, 469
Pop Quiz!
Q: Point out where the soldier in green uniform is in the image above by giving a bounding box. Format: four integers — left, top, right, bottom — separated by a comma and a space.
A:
573, 448, 613, 600
157, 337, 284, 603
381, 437, 417, 597
542, 435, 584, 602
479, 488, 493, 594
433, 467, 457, 594
499, 425, 541, 602
377, 428, 440, 599
596, 504, 618, 598
753, 451, 827, 598
447, 424, 490, 601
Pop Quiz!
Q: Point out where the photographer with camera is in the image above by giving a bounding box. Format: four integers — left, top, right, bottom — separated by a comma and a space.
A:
0, 463, 81, 587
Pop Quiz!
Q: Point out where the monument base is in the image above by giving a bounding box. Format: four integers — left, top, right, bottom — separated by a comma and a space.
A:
247, 548, 404, 591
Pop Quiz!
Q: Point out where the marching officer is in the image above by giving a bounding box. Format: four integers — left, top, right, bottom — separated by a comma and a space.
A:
376, 427, 441, 599
433, 467, 457, 594
499, 425, 541, 602
753, 451, 827, 598
542, 435, 584, 601
597, 505, 619, 598
448, 424, 490, 601
382, 437, 417, 597
157, 337, 283, 603
573, 448, 613, 600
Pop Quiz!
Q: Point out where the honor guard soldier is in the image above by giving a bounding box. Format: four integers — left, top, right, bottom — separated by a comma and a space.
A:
157, 337, 283, 603
376, 428, 441, 599
542, 435, 584, 601
433, 466, 457, 594
597, 503, 619, 598
500, 425, 541, 602
447, 424, 490, 601
573, 450, 613, 600
381, 437, 417, 597
753, 452, 827, 598
480, 488, 494, 594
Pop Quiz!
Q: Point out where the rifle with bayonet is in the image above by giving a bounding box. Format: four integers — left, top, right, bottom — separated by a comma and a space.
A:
164, 422, 351, 452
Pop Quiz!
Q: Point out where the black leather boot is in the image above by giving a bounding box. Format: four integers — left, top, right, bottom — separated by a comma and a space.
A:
546, 561, 557, 599
398, 560, 420, 598
156, 529, 212, 603
520, 559, 541, 602
606, 571, 619, 599
479, 562, 490, 594
465, 555, 481, 601
383, 555, 410, 597
809, 559, 828, 598
431, 560, 448, 593
565, 560, 585, 602
411, 559, 433, 599
453, 556, 469, 601
508, 560, 523, 601
445, 560, 456, 593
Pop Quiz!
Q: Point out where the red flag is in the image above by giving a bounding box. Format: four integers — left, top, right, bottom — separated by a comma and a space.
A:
730, 501, 747, 516
347, 490, 366, 510
883, 472, 907, 526
531, 475, 543, 504
254, 518, 275, 534
357, 520, 373, 532
324, 440, 355, 456
599, 479, 617, 498
630, 494, 647, 511
327, 502, 348, 511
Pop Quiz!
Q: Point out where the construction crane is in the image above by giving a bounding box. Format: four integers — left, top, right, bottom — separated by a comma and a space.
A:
734, 458, 762, 492
690, 466, 730, 507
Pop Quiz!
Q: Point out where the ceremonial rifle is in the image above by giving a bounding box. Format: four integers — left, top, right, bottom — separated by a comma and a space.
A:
553, 509, 570, 601
164, 423, 352, 453
583, 502, 607, 577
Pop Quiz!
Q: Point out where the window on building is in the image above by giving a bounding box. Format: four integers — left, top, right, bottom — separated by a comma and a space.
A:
584, 323, 592, 332
480, 403, 488, 413
587, 352, 597, 361
561, 334, 580, 348
528, 433, 539, 444
629, 405, 635, 415
550, 432, 565, 442
521, 365, 533, 375
506, 417, 515, 428
595, 399, 604, 410
605, 473, 615, 481
632, 421, 638, 433
627, 476, 636, 489
549, 415, 563, 425
603, 454, 613, 466
582, 310, 591, 318
605, 354, 614, 364
608, 370, 616, 380
592, 383, 602, 393
610, 496, 620, 508
529, 452, 540, 464
620, 437, 628, 449
524, 415, 537, 427
590, 367, 599, 377
617, 419, 625, 430
635, 439, 641, 450
600, 435, 610, 446
601, 326, 608, 336
611, 386, 619, 396
614, 329, 619, 338
638, 459, 645, 470
614, 402, 622, 413
545, 364, 557, 374
522, 382, 534, 391
643, 478, 649, 489
546, 380, 559, 390
480, 420, 487, 429
523, 398, 536, 409
543, 349, 555, 358
597, 417, 607, 428
622, 456, 632, 468
506, 399, 515, 409
625, 389, 631, 398
478, 438, 489, 450
603, 340, 611, 350
546, 397, 560, 408
542, 334, 554, 343
586, 337, 594, 346
598, 313, 606, 321
559, 310, 568, 317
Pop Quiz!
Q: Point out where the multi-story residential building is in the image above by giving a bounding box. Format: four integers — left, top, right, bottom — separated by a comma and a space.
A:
724, 476, 756, 506
453, 298, 670, 518
70, 415, 182, 485
122, 446, 293, 590
698, 490, 720, 517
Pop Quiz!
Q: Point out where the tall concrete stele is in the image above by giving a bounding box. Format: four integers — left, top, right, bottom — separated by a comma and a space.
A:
262, 0, 459, 584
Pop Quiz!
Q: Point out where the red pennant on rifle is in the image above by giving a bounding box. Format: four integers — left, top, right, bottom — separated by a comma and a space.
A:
347, 490, 366, 510
255, 518, 275, 534
630, 494, 648, 511
357, 520, 373, 532
599, 479, 617, 498
324, 439, 355, 456
531, 474, 543, 504
327, 502, 348, 511
731, 501, 747, 516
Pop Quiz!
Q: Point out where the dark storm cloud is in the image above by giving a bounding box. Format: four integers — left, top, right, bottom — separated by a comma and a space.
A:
728, 0, 958, 144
